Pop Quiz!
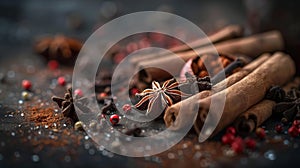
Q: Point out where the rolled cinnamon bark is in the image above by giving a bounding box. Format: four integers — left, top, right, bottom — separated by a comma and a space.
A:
137, 31, 283, 83
164, 52, 295, 138
234, 77, 300, 134
130, 25, 244, 65
234, 100, 275, 135
164, 53, 270, 127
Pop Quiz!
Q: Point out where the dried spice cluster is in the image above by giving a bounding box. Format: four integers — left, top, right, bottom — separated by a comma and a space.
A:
34, 35, 82, 65
191, 54, 235, 78
52, 88, 91, 123
272, 87, 300, 124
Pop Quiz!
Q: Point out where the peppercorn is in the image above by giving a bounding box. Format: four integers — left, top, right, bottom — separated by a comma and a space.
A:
22, 91, 31, 100
245, 138, 256, 149
74, 121, 84, 131
74, 89, 83, 97
122, 104, 131, 113
222, 133, 235, 145
110, 114, 120, 125
99, 92, 107, 98
288, 126, 299, 137
57, 76, 66, 86
256, 128, 266, 139
130, 88, 139, 96
275, 124, 283, 133
47, 60, 59, 70
231, 137, 244, 154
226, 126, 236, 135
113, 52, 125, 64
22, 80, 32, 90
293, 120, 300, 127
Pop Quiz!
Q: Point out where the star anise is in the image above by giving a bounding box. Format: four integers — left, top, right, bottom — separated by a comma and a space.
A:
286, 87, 300, 101
52, 88, 90, 122
273, 99, 300, 124
34, 35, 82, 65
273, 87, 300, 124
135, 78, 190, 115
265, 86, 286, 102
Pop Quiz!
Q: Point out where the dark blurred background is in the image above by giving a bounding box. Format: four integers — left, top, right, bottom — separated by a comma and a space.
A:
0, 0, 300, 66
0, 0, 300, 71
0, 0, 245, 44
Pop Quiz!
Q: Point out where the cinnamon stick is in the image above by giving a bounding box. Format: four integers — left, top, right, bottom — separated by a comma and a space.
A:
164, 53, 270, 127
233, 100, 275, 135
211, 53, 270, 92
234, 77, 300, 134
164, 52, 295, 139
136, 31, 283, 84
130, 25, 244, 65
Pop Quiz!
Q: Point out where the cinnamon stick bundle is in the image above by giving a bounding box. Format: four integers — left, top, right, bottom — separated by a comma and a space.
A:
164, 53, 270, 126
234, 77, 300, 134
130, 25, 244, 65
164, 52, 295, 139
136, 31, 284, 85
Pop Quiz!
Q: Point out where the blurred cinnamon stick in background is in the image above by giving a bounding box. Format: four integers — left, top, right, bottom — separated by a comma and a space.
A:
130, 25, 244, 65
135, 30, 284, 89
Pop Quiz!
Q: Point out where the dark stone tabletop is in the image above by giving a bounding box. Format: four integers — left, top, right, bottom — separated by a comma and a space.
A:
1, 0, 300, 167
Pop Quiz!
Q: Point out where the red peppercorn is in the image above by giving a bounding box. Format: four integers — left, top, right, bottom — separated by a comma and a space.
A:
138, 39, 150, 48
293, 120, 300, 127
57, 76, 66, 86
122, 104, 131, 113
222, 133, 235, 145
256, 128, 266, 139
130, 88, 139, 96
126, 42, 139, 53
22, 80, 32, 90
113, 52, 126, 64
47, 60, 59, 70
74, 89, 83, 97
288, 126, 299, 137
110, 114, 120, 125
245, 138, 256, 149
275, 124, 283, 133
226, 126, 236, 135
231, 137, 244, 154
99, 92, 107, 98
